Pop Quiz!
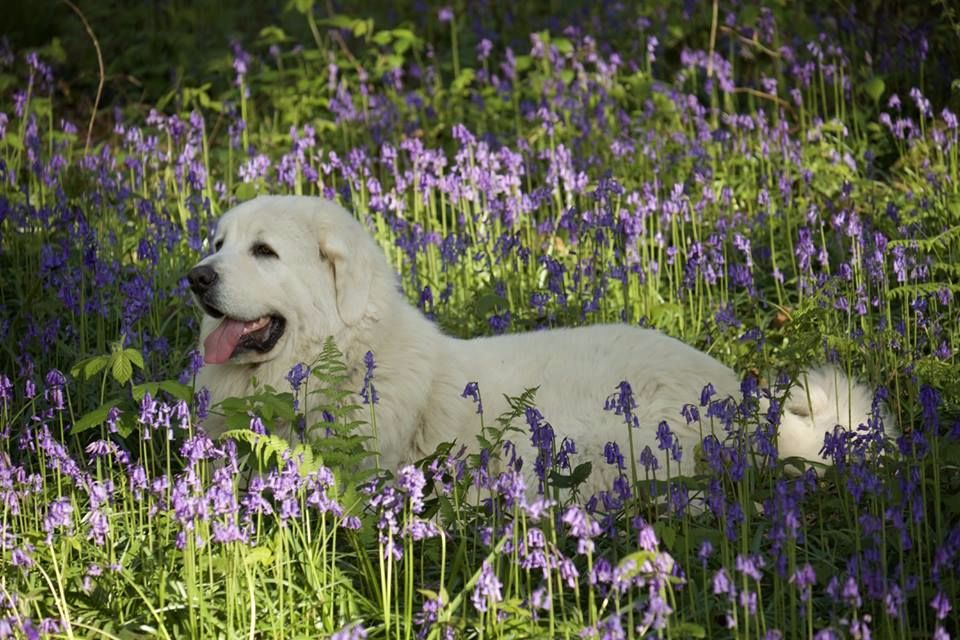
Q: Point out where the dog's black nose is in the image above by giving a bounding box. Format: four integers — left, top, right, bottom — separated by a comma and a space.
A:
187, 265, 218, 294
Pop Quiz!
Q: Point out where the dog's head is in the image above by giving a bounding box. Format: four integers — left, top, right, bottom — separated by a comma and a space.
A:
187, 195, 383, 366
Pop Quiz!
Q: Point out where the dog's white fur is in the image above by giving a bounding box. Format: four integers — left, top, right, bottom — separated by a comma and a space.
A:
194, 195, 881, 493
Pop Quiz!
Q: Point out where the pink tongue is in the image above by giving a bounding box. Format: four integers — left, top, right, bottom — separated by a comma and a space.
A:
203, 317, 269, 364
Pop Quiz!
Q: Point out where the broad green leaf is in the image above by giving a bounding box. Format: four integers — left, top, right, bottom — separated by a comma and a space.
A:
71, 355, 110, 381
258, 26, 289, 43
291, 0, 314, 14
124, 348, 145, 370
235, 181, 258, 202
2, 131, 22, 150
552, 37, 573, 55
474, 293, 507, 315
372, 30, 393, 46
452, 68, 476, 93
133, 380, 193, 403
72, 404, 115, 435
864, 76, 885, 102
0, 73, 18, 93
616, 549, 659, 572
352, 19, 372, 38
159, 380, 194, 402
653, 522, 677, 550
177, 202, 189, 230
672, 622, 707, 638
112, 354, 133, 386
244, 546, 273, 566
319, 15, 357, 30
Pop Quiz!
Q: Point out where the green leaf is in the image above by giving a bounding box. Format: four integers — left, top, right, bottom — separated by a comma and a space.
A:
571, 461, 593, 484
225, 413, 252, 430
244, 546, 273, 566
381, 54, 405, 70
552, 37, 573, 55
391, 28, 420, 53
132, 380, 193, 403
548, 461, 592, 489
0, 73, 18, 93
72, 404, 115, 435
253, 392, 296, 421
672, 622, 707, 638
71, 355, 110, 381
352, 19, 372, 38
371, 30, 393, 46
291, 0, 314, 15
124, 348, 145, 370
222, 429, 293, 469
112, 354, 133, 386
235, 181, 258, 202
258, 26, 289, 44
451, 68, 475, 93
616, 549, 659, 572
864, 76, 885, 102
177, 202, 189, 230
653, 521, 677, 550
474, 293, 507, 315
197, 91, 224, 113
115, 413, 136, 439
160, 380, 193, 402
292, 443, 323, 475
2, 131, 22, 150
41, 38, 68, 64
319, 15, 358, 30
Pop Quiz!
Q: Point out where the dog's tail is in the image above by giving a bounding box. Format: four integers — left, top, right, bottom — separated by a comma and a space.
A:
777, 366, 895, 466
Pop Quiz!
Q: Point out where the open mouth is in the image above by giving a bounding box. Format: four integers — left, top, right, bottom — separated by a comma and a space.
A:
203, 312, 286, 364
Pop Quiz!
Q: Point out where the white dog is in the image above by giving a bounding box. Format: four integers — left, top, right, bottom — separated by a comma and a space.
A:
189, 195, 883, 494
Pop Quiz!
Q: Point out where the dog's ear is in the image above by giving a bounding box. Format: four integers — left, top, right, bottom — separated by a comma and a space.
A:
317, 222, 373, 326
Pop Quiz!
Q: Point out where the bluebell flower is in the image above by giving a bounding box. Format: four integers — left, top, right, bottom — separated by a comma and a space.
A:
604, 380, 638, 428
563, 505, 600, 555
286, 362, 310, 393
396, 465, 427, 514
195, 388, 210, 421
919, 385, 940, 432
735, 554, 765, 581
471, 560, 503, 612
489, 310, 511, 335
359, 351, 378, 405
655, 420, 674, 452
700, 382, 716, 407
603, 442, 624, 470
43, 497, 73, 543
930, 591, 952, 620
249, 415, 267, 435
712, 567, 734, 597
634, 517, 659, 551
461, 382, 482, 415
698, 540, 714, 566
639, 446, 659, 472
330, 622, 367, 640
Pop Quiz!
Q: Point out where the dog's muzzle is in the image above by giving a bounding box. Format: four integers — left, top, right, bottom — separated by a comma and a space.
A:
186, 263, 287, 364
188, 265, 218, 296
188, 265, 225, 318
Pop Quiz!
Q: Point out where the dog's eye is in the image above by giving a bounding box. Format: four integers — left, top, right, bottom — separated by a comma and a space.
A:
214, 239, 223, 252
252, 242, 278, 259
